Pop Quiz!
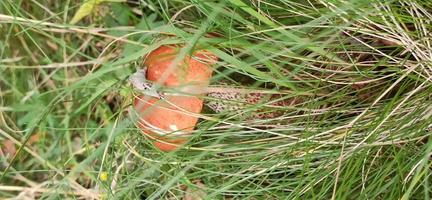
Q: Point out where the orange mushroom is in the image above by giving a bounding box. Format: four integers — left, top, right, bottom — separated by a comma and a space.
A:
133, 45, 217, 151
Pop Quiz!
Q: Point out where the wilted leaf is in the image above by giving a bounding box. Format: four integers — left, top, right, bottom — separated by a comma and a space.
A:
69, 0, 126, 24
70, 0, 99, 24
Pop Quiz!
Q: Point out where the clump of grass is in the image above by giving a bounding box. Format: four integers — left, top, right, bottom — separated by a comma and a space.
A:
0, 0, 431, 199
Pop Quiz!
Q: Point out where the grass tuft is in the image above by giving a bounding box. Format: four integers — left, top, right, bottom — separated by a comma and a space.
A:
0, 0, 431, 199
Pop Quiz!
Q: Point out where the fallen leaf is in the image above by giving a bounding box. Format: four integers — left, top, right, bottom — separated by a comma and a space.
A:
2, 139, 16, 157
183, 180, 207, 200
28, 132, 41, 145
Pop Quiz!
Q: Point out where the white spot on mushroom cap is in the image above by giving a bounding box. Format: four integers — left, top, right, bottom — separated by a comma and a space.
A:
169, 124, 178, 131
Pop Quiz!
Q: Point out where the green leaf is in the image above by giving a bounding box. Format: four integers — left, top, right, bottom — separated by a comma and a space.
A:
73, 79, 117, 114
111, 3, 131, 25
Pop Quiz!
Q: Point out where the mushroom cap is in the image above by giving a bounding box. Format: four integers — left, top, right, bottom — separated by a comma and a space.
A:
134, 95, 203, 151
145, 45, 217, 87
134, 45, 217, 151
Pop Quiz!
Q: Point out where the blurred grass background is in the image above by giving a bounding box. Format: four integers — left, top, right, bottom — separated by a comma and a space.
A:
0, 0, 431, 199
